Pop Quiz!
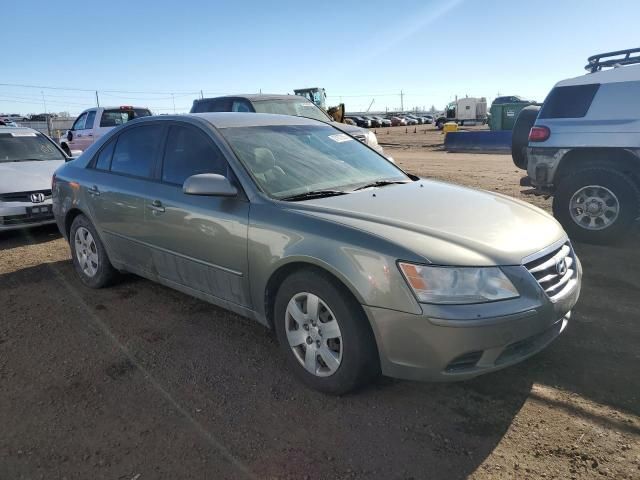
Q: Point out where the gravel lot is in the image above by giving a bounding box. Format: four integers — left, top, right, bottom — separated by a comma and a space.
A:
1, 127, 639, 479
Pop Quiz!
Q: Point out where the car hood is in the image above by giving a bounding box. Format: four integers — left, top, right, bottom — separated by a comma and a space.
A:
287, 180, 566, 266
0, 160, 63, 193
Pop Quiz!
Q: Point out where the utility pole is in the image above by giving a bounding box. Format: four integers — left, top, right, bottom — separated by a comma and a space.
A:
171, 93, 176, 113
95, 90, 100, 107
41, 90, 47, 114
400, 90, 404, 112
200, 89, 204, 99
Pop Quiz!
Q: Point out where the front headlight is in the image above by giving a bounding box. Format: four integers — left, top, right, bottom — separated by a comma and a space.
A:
366, 130, 379, 147
398, 263, 519, 304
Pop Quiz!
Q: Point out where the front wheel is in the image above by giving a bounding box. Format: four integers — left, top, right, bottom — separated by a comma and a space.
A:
553, 168, 640, 244
274, 270, 379, 395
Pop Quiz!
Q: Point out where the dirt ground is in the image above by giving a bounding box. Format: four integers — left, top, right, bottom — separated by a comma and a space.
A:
1, 127, 639, 479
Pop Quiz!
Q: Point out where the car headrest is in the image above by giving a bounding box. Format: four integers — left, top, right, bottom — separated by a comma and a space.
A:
252, 147, 277, 174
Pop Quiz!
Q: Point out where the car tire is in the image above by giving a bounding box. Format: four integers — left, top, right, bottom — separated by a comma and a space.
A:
436, 120, 444, 130
553, 168, 640, 244
511, 105, 541, 170
69, 214, 119, 288
274, 269, 380, 395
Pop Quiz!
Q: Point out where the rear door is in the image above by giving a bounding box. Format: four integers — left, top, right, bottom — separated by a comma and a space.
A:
78, 109, 97, 150
84, 123, 166, 275
141, 122, 251, 307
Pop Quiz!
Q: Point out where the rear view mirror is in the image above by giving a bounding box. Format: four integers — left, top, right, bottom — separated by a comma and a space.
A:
183, 174, 237, 197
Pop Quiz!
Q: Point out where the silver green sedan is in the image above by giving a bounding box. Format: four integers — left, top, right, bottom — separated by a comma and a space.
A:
52, 113, 582, 394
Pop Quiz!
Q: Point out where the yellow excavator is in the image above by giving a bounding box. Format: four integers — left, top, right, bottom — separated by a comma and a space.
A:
293, 87, 346, 123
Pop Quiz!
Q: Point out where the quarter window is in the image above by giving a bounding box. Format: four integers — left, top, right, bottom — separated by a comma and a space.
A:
539, 84, 600, 119
162, 125, 226, 185
110, 125, 163, 178
95, 139, 115, 170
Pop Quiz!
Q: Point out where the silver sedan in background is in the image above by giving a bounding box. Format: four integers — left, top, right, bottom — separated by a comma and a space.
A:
52, 113, 581, 394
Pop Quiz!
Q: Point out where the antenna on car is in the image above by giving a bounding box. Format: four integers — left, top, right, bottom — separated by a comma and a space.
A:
585, 47, 640, 72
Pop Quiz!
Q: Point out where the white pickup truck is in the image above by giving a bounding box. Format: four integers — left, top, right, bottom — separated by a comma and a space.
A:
60, 106, 152, 156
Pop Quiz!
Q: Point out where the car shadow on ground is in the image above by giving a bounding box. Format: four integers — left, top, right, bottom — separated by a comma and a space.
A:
0, 224, 60, 250
1, 249, 637, 479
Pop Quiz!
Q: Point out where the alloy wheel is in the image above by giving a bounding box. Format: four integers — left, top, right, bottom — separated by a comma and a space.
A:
569, 185, 620, 230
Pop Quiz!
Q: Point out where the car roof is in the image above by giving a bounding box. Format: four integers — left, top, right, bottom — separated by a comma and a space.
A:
197, 94, 308, 102
181, 112, 326, 128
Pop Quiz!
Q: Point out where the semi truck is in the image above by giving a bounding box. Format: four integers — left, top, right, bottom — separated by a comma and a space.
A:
435, 97, 488, 129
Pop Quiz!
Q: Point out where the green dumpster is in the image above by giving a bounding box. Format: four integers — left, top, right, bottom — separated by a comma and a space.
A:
489, 102, 536, 131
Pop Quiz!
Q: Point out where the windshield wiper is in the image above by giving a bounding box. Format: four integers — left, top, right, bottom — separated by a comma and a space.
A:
352, 180, 411, 191
279, 189, 349, 202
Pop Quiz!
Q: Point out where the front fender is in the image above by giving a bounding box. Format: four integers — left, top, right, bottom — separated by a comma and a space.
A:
248, 203, 422, 323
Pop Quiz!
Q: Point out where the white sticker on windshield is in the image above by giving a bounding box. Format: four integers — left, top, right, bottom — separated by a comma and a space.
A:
301, 102, 315, 107
10, 132, 37, 137
328, 133, 353, 143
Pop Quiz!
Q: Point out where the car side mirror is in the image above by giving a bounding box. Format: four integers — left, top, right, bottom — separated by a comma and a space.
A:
67, 131, 73, 141
183, 174, 237, 197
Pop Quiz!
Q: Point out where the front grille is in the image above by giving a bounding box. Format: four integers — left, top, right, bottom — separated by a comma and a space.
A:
0, 189, 52, 203
524, 241, 577, 301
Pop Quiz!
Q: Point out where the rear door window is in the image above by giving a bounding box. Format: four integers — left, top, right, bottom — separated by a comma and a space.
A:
161, 125, 226, 185
191, 98, 232, 113
231, 100, 253, 112
539, 84, 600, 119
110, 125, 163, 178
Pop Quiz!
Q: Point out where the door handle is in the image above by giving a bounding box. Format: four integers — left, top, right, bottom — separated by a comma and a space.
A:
147, 200, 165, 213
87, 185, 100, 196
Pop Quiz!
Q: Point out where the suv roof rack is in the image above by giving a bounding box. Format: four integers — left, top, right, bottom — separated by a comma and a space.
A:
585, 47, 640, 72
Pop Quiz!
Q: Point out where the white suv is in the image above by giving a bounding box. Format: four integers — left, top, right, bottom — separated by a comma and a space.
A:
60, 106, 151, 156
513, 48, 640, 244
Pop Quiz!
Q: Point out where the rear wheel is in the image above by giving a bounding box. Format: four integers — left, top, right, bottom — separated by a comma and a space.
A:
553, 168, 640, 244
70, 215, 118, 288
274, 270, 379, 395
511, 105, 541, 169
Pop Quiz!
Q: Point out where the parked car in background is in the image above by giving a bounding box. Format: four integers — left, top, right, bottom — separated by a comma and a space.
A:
52, 112, 581, 394
345, 116, 371, 128
421, 115, 434, 124
401, 116, 418, 126
0, 119, 18, 127
373, 116, 392, 127
364, 116, 382, 128
1, 127, 68, 231
388, 116, 407, 126
513, 48, 640, 244
191, 95, 383, 154
60, 106, 152, 156
405, 115, 423, 125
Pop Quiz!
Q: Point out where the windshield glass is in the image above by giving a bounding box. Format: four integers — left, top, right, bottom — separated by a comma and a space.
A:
251, 99, 331, 122
0, 131, 66, 162
221, 125, 408, 199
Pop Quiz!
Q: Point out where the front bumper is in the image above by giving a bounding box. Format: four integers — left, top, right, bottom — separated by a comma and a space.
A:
0, 200, 55, 231
365, 258, 582, 382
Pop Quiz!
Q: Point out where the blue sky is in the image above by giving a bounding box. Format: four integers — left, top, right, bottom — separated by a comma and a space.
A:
2, 0, 639, 115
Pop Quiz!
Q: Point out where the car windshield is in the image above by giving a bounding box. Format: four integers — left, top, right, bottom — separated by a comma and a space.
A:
251, 99, 331, 122
220, 124, 409, 199
0, 131, 65, 162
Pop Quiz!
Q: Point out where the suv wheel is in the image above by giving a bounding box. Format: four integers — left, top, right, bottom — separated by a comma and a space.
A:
274, 270, 379, 395
553, 168, 640, 244
70, 215, 119, 288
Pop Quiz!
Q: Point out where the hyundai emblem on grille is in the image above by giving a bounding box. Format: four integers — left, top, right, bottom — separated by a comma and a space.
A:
556, 258, 568, 276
